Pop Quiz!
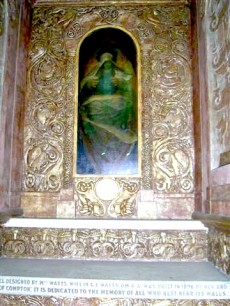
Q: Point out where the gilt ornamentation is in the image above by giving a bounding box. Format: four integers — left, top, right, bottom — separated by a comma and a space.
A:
3, 227, 207, 261
23, 4, 194, 208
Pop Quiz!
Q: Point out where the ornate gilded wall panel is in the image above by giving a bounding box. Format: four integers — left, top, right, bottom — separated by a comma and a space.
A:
23, 7, 68, 192
23, 2, 194, 217
2, 227, 207, 260
149, 7, 193, 193
200, 0, 230, 169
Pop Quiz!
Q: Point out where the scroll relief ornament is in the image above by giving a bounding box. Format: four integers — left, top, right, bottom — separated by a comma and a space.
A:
75, 178, 140, 218
147, 7, 194, 193
3, 227, 207, 261
24, 8, 68, 192
23, 5, 194, 196
25, 138, 63, 191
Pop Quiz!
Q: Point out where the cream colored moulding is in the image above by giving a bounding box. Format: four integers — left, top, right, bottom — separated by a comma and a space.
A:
4, 218, 207, 230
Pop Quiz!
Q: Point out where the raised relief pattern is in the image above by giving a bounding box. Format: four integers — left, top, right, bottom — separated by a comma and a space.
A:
75, 178, 140, 218
3, 228, 207, 261
24, 9, 67, 192
23, 4, 194, 216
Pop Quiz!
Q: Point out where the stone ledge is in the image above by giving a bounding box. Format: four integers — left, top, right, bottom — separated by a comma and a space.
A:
220, 150, 230, 167
192, 212, 230, 275
0, 209, 23, 225
0, 259, 229, 300
192, 212, 230, 233
4, 218, 207, 230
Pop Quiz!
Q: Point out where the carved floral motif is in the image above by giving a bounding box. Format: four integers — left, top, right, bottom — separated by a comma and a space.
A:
75, 178, 140, 218
24, 138, 63, 191
2, 228, 207, 261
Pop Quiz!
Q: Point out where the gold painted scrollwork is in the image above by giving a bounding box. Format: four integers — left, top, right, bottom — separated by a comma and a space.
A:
24, 4, 194, 200
24, 138, 63, 191
149, 20, 193, 192
59, 230, 86, 257
76, 180, 106, 217
3, 227, 207, 261
108, 180, 139, 217
152, 56, 191, 89
66, 22, 82, 39
28, 99, 65, 137
91, 229, 118, 258
75, 178, 140, 218
24, 7, 67, 192
153, 139, 193, 192
99, 7, 119, 23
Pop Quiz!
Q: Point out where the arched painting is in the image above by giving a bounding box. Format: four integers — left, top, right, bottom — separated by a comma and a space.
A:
77, 28, 138, 175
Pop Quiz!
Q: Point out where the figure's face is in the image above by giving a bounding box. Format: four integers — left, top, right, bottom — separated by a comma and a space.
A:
103, 61, 113, 70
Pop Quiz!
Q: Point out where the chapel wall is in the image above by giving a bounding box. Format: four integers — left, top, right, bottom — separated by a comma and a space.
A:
193, 0, 230, 275
195, 0, 230, 216
0, 0, 31, 214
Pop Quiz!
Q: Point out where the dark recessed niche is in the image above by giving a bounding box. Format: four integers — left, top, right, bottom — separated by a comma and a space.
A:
79, 27, 137, 81
77, 27, 138, 175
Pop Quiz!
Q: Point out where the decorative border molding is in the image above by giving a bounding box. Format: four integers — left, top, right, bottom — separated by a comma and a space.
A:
2, 225, 207, 260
